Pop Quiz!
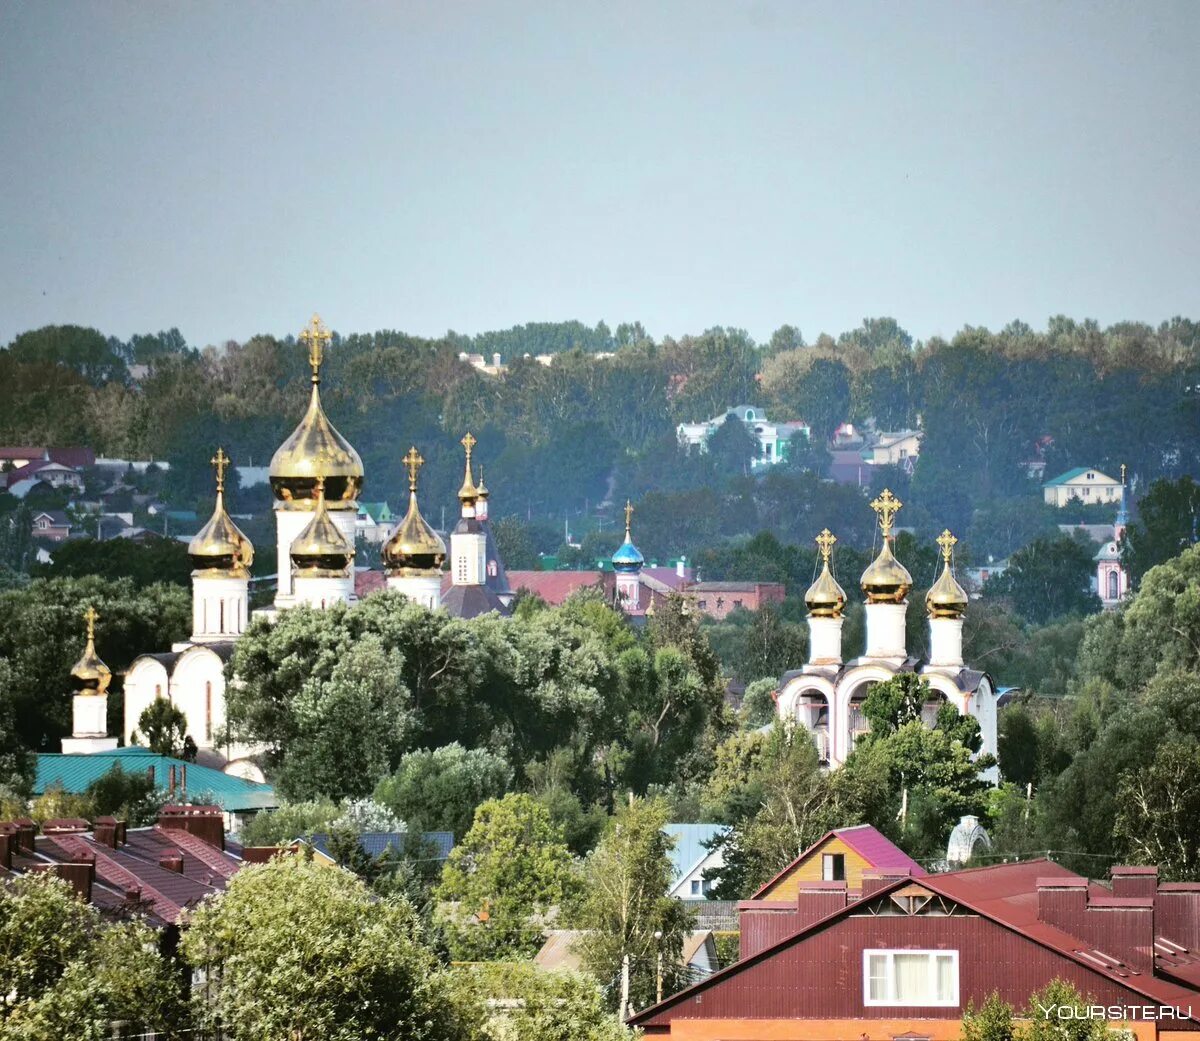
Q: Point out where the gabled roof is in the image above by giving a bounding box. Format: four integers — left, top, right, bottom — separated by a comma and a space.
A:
440, 583, 511, 619
665, 823, 727, 891
507, 570, 606, 604
36, 748, 277, 812
1044, 466, 1118, 487
633, 860, 1200, 1028
750, 823, 925, 899
358, 501, 392, 522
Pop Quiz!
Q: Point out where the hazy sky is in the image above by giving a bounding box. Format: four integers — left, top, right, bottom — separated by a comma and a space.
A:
2, 2, 1198, 349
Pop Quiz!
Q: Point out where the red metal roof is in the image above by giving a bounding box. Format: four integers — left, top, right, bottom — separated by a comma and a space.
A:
507, 570, 606, 603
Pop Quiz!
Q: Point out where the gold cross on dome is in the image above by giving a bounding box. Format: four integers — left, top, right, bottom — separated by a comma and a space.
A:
815, 528, 837, 564
83, 605, 98, 642
403, 446, 424, 491
936, 529, 958, 564
461, 432, 476, 462
624, 500, 635, 531
869, 488, 903, 539
211, 447, 230, 493
300, 314, 331, 381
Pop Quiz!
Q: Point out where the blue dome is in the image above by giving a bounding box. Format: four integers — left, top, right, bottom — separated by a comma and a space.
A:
612, 536, 644, 573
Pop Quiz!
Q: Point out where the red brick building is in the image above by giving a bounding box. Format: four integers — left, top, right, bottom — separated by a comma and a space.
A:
631, 859, 1200, 1040
686, 581, 786, 620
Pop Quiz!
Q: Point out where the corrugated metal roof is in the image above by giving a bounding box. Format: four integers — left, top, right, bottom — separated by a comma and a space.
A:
665, 823, 727, 890
507, 571, 606, 604
833, 824, 928, 874
35, 748, 277, 812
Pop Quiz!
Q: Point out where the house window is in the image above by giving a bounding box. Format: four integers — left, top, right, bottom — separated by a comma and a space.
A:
691, 879, 701, 895
733, 599, 743, 608
863, 950, 959, 1007
698, 599, 707, 609
822, 852, 846, 881
1107, 570, 1119, 601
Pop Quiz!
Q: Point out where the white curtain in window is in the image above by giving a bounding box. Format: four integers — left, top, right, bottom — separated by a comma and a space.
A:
867, 954, 889, 1002
894, 954, 932, 1002
936, 954, 955, 1002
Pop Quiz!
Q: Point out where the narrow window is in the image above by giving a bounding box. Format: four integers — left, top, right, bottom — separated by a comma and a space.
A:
691, 879, 701, 895
205, 681, 213, 742
1108, 570, 1119, 601
219, 600, 225, 633
823, 852, 846, 881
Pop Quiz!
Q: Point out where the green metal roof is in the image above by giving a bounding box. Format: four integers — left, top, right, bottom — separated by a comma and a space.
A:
36, 747, 277, 812
358, 502, 393, 522
1044, 466, 1101, 487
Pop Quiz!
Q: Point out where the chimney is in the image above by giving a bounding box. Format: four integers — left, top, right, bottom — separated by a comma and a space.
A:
14, 818, 36, 853
1111, 865, 1157, 899
1038, 875, 1154, 972
492, 352, 501, 368
157, 804, 225, 851
54, 859, 94, 902
862, 871, 912, 898
677, 557, 687, 579
796, 880, 849, 923
93, 816, 118, 849
159, 850, 184, 873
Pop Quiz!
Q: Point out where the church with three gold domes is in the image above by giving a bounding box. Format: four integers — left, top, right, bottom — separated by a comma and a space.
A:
775, 488, 999, 779
112, 316, 512, 777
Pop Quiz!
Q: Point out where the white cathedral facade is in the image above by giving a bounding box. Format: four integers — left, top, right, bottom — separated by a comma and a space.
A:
67, 315, 997, 784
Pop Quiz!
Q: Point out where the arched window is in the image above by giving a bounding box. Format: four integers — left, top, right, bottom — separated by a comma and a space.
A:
205, 681, 213, 742
219, 600, 225, 633
1107, 570, 1119, 601
155, 683, 162, 699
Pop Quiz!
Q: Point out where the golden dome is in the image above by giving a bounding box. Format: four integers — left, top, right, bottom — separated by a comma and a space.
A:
458, 432, 478, 504
269, 315, 364, 511
861, 488, 913, 603
860, 538, 913, 603
290, 476, 353, 576
383, 447, 447, 574
805, 529, 846, 618
71, 606, 111, 696
189, 448, 254, 576
926, 529, 968, 618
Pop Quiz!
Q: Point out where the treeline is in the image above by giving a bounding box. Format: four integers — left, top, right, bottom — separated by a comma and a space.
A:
4, 317, 1200, 551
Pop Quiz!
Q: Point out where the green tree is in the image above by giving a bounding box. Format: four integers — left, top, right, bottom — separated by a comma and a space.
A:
740, 677, 778, 728
1122, 476, 1200, 583
133, 697, 187, 755
467, 962, 634, 1041
435, 794, 576, 961
985, 533, 1101, 624
706, 414, 759, 474
0, 873, 185, 1039
375, 743, 513, 840
182, 857, 475, 1041
0, 659, 34, 798
33, 537, 193, 588
572, 797, 695, 1019
85, 762, 167, 826
1113, 737, 1200, 881
237, 798, 340, 847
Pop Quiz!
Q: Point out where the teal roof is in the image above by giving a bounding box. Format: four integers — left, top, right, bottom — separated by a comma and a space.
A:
36, 747, 277, 812
1044, 466, 1099, 487
664, 823, 727, 890
359, 502, 393, 522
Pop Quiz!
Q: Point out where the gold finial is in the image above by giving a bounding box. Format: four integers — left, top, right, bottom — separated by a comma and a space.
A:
403, 447, 424, 492
458, 433, 479, 502
476, 465, 489, 497
300, 314, 332, 383
211, 447, 230, 494
1121, 463, 1127, 486
936, 529, 958, 564
461, 432, 476, 458
624, 500, 635, 533
815, 528, 837, 564
84, 605, 98, 643
869, 488, 903, 539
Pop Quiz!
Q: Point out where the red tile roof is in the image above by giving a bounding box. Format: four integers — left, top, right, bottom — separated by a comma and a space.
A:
507, 570, 606, 603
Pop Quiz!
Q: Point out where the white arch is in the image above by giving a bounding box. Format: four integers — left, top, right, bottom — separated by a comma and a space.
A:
124, 657, 172, 746
171, 646, 228, 752
833, 664, 899, 764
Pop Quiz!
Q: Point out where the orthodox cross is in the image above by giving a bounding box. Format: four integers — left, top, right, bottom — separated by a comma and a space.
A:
84, 605, 98, 643
936, 529, 958, 564
211, 447, 230, 493
815, 528, 837, 564
403, 446, 424, 492
869, 488, 903, 539
461, 432, 477, 464
300, 314, 331, 382
624, 500, 635, 532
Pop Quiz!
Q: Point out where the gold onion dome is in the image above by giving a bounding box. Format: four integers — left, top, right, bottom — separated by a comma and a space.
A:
290, 476, 354, 575
926, 529, 968, 619
269, 315, 363, 510
805, 529, 846, 618
383, 448, 447, 574
189, 448, 254, 576
457, 432, 479, 504
71, 607, 112, 696
860, 488, 913, 603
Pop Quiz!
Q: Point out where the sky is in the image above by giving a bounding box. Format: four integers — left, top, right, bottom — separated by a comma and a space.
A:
2, 1, 1198, 350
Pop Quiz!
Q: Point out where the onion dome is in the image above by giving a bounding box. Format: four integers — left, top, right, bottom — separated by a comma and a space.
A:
458, 432, 479, 505
805, 529, 846, 618
926, 529, 968, 619
290, 476, 353, 576
860, 488, 912, 603
269, 315, 363, 510
383, 447, 447, 574
476, 465, 489, 501
71, 606, 112, 696
612, 500, 645, 573
189, 448, 254, 576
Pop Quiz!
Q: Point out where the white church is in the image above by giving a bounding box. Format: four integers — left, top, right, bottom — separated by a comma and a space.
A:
775, 489, 999, 778
63, 315, 998, 783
